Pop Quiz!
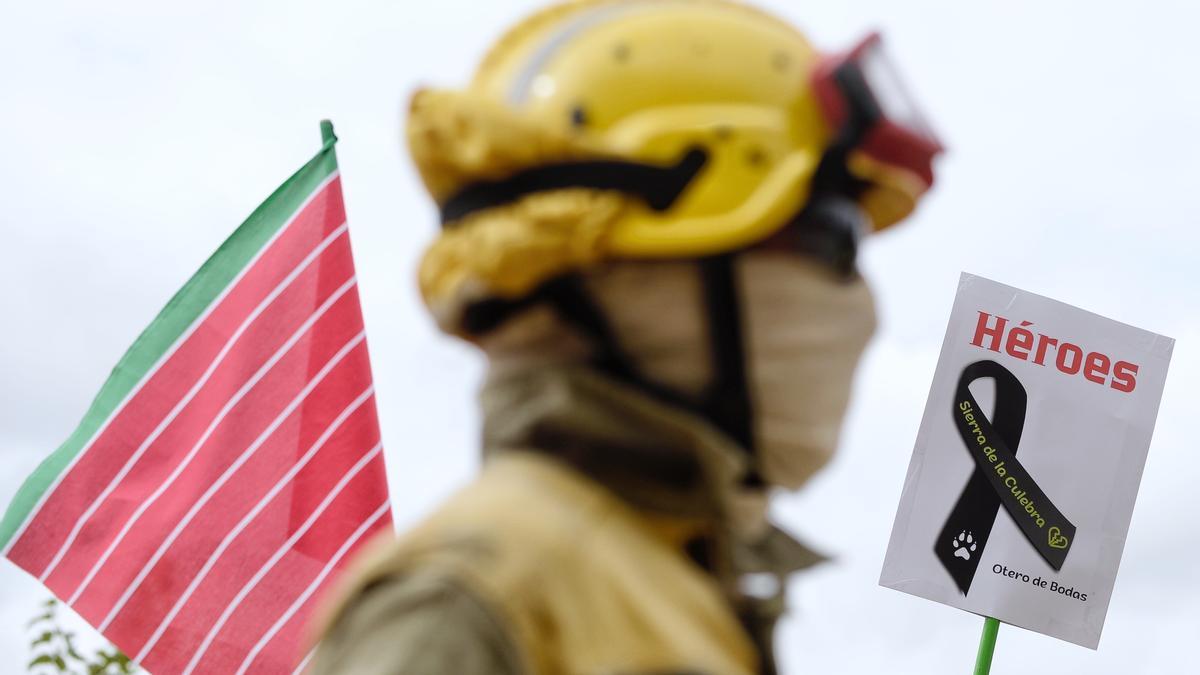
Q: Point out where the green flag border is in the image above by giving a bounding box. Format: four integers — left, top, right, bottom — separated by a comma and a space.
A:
1, 126, 340, 552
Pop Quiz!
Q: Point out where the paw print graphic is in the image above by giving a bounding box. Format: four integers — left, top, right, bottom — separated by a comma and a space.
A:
952, 531, 977, 561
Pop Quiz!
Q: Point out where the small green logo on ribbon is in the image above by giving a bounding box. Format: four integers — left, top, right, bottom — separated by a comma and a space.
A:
1048, 526, 1070, 550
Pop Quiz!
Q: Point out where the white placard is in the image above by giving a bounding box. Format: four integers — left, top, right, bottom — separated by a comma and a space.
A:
879, 273, 1173, 648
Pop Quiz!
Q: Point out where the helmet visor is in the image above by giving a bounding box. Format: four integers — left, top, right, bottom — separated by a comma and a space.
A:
813, 32, 944, 186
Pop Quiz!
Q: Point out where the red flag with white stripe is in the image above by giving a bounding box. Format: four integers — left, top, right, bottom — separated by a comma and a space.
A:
2, 121, 391, 674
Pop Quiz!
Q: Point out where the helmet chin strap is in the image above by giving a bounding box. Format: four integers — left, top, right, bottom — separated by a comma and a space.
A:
697, 254, 762, 486
463, 253, 765, 485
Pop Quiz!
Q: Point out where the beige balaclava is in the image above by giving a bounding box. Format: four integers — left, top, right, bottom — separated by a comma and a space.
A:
480, 250, 876, 491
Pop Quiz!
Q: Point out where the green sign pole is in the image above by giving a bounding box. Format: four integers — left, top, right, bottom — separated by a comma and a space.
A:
973, 616, 1000, 674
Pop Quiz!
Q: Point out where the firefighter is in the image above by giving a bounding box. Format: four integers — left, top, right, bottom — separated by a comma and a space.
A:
314, 1, 941, 672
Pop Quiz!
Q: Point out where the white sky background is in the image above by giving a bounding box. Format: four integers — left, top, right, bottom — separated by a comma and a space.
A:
1, 0, 1196, 673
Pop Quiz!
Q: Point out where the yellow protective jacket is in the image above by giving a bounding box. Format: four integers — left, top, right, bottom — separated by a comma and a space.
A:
312, 367, 820, 675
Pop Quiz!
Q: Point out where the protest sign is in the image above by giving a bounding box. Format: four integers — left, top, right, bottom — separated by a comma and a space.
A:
880, 272, 1173, 649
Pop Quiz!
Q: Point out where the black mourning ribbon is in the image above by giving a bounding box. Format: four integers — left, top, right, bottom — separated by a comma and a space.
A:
935, 360, 1076, 594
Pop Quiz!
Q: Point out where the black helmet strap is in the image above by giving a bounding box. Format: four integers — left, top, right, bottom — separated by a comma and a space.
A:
439, 147, 709, 225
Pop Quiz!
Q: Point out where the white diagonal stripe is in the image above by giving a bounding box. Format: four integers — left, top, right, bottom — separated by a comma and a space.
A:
94, 326, 366, 629
293, 650, 315, 675
131, 386, 375, 656
40, 221, 349, 582
176, 444, 386, 675
234, 501, 390, 675
3, 171, 340, 559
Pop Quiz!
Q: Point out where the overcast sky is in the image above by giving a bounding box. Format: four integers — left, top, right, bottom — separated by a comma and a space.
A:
1, 1, 1196, 673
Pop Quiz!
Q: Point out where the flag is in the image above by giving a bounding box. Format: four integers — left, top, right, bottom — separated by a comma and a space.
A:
1, 121, 391, 674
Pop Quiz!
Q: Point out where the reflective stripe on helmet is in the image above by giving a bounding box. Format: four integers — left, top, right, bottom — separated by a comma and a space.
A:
509, 1, 657, 104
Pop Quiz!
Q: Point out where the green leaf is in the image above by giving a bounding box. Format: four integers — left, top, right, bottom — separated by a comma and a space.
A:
26, 652, 68, 673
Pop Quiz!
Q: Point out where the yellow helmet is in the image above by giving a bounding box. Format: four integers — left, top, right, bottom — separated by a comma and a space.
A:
411, 0, 941, 332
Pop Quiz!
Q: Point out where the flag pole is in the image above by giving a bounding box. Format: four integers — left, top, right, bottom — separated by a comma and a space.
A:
320, 119, 337, 148
974, 616, 1000, 674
